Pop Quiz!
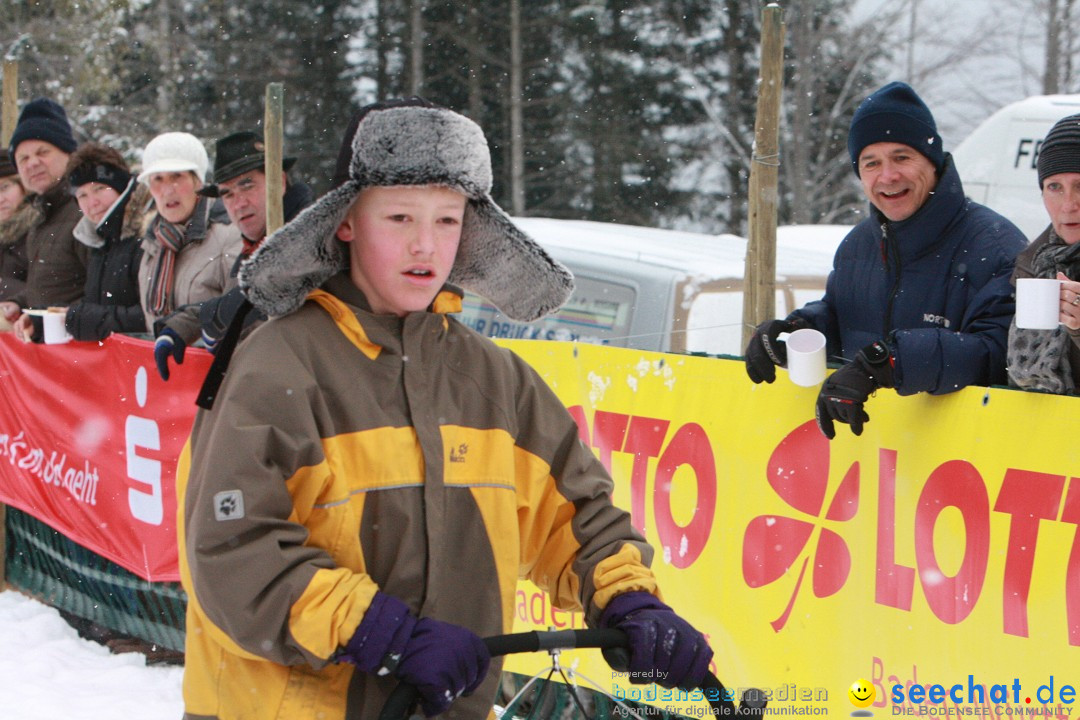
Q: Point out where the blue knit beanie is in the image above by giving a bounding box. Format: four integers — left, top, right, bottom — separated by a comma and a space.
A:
8, 98, 78, 158
847, 82, 943, 176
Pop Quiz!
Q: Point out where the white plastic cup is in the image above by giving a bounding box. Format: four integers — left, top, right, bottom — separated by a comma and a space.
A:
781, 328, 827, 387
1015, 278, 1061, 330
42, 310, 72, 345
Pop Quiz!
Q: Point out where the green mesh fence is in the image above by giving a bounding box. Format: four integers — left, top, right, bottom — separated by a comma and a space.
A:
4, 506, 186, 652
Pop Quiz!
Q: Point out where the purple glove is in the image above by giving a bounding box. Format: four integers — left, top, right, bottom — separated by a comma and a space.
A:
340, 591, 490, 717
600, 591, 713, 691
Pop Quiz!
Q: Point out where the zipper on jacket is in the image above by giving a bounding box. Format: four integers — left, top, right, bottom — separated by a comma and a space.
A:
880, 220, 901, 338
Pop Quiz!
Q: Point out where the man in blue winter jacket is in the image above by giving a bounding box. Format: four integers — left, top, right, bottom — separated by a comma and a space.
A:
743, 81, 1027, 439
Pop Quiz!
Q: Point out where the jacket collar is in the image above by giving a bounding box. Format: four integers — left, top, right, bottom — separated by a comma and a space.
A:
30, 179, 75, 219
321, 271, 463, 318
873, 154, 967, 262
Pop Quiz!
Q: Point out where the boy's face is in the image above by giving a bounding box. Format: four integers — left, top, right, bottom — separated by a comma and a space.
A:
336, 185, 466, 316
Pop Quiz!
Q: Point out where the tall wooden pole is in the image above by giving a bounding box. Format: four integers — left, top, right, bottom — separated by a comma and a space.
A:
264, 83, 285, 236
0, 59, 15, 591
742, 3, 785, 349
1, 59, 17, 147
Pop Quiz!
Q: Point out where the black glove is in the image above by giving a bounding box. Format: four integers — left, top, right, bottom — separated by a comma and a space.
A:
744, 318, 804, 384
815, 341, 894, 439
153, 327, 186, 381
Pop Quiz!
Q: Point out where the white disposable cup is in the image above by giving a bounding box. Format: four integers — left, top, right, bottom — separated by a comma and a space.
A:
42, 311, 72, 345
781, 328, 827, 387
1015, 278, 1061, 330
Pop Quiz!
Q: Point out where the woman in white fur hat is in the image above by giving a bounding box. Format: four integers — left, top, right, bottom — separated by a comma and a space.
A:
177, 98, 713, 720
136, 131, 241, 379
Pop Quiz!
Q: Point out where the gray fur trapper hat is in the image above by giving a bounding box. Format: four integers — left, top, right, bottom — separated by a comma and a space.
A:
239, 97, 574, 321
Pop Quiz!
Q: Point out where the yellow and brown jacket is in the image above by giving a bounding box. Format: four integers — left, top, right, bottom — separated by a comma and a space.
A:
177, 272, 657, 720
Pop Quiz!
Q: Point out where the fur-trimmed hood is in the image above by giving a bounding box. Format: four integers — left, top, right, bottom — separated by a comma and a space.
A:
239, 100, 574, 321
73, 180, 152, 249
0, 200, 40, 248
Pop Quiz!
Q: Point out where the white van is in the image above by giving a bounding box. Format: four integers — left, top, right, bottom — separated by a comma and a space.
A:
952, 93, 1080, 238
458, 218, 847, 356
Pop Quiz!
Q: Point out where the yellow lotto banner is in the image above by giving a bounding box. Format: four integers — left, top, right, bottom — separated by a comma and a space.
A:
497, 339, 1080, 719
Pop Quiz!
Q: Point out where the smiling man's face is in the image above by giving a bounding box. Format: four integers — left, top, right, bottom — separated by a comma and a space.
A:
858, 141, 938, 222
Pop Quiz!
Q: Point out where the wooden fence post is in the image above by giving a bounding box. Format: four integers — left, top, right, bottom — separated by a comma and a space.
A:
742, 3, 785, 349
264, 83, 285, 236
1, 59, 16, 147
0, 57, 16, 591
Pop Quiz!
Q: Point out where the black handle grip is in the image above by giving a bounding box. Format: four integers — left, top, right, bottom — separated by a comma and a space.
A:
376, 628, 763, 720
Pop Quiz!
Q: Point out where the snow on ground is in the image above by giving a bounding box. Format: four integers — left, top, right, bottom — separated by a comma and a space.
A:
0, 590, 184, 719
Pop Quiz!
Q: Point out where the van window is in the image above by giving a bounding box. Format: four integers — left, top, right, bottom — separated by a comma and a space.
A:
459, 275, 637, 344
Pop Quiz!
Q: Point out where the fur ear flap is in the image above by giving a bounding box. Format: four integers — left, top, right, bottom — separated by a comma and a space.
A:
239, 182, 355, 317
450, 198, 574, 322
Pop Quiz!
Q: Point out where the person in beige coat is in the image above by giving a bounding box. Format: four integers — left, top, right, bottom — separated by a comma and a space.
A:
136, 132, 241, 379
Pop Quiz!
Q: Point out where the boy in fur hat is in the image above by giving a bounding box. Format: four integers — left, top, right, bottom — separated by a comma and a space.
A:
176, 99, 712, 720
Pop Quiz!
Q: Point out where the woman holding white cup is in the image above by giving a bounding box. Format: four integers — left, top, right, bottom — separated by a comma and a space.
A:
1008, 113, 1080, 393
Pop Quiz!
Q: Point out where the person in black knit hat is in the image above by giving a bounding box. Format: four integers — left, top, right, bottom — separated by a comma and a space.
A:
743, 81, 1027, 438
1, 98, 88, 335
1008, 113, 1080, 393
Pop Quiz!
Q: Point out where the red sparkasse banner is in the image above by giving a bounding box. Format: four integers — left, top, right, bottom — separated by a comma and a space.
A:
0, 332, 209, 582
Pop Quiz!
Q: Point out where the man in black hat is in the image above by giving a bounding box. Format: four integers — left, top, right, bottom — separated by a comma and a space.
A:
199, 130, 312, 246
742, 81, 1027, 439
194, 130, 312, 351
153, 131, 312, 377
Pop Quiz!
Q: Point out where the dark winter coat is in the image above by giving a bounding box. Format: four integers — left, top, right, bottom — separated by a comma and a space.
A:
198, 179, 315, 345
0, 200, 35, 303
10, 181, 87, 308
65, 181, 151, 341
790, 156, 1027, 395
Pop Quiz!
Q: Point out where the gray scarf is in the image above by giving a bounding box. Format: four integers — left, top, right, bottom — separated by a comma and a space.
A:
1007, 229, 1080, 393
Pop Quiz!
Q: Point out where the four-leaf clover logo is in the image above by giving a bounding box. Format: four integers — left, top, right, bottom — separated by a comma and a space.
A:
742, 420, 859, 631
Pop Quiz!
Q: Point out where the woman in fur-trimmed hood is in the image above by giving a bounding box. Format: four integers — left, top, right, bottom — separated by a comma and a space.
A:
62, 142, 150, 340
177, 98, 713, 720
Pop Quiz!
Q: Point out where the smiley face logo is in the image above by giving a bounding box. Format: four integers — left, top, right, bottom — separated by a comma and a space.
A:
848, 678, 875, 708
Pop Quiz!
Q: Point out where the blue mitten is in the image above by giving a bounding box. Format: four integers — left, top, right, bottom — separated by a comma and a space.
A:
341, 592, 490, 717
153, 327, 186, 381
600, 591, 713, 691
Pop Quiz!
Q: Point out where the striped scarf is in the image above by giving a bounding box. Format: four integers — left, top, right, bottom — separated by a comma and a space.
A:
145, 213, 192, 316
